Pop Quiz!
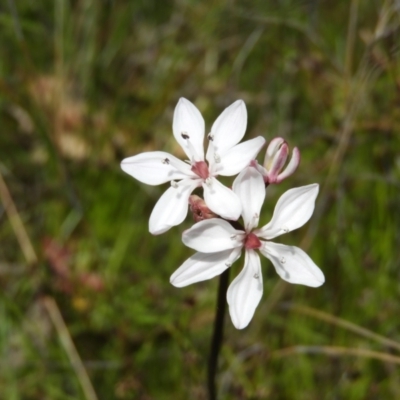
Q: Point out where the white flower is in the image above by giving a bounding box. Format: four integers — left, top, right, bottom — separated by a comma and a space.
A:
170, 167, 324, 329
121, 98, 266, 235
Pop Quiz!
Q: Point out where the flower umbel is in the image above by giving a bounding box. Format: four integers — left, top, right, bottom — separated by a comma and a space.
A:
121, 98, 266, 234
170, 167, 324, 329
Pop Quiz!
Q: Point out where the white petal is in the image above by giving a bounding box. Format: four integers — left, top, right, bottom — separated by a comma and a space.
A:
260, 242, 324, 287
209, 100, 247, 155
227, 249, 263, 330
149, 179, 199, 235
256, 184, 319, 239
253, 160, 268, 179
173, 98, 205, 161
121, 151, 195, 185
232, 167, 265, 231
203, 178, 242, 220
213, 136, 266, 176
170, 249, 238, 287
182, 219, 244, 253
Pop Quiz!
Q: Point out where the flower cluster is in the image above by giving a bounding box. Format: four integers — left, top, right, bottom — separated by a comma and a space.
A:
121, 98, 324, 329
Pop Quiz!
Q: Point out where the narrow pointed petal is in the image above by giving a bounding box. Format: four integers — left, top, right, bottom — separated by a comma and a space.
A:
173, 98, 205, 161
252, 160, 269, 182
121, 151, 195, 185
212, 136, 266, 176
256, 184, 319, 240
149, 179, 199, 235
264, 137, 286, 164
170, 249, 239, 287
227, 250, 263, 329
205, 139, 217, 171
233, 167, 265, 231
203, 178, 242, 220
267, 143, 288, 182
209, 100, 247, 155
260, 242, 324, 287
276, 147, 301, 183
182, 219, 244, 253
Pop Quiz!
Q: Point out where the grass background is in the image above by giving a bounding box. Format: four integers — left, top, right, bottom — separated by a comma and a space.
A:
1, 0, 400, 399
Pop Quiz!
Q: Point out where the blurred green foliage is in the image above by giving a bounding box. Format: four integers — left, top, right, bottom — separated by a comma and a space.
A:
0, 0, 400, 399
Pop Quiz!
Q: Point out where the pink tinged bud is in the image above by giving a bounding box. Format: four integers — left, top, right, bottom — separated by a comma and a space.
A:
244, 233, 262, 250
267, 142, 289, 183
263, 137, 300, 184
189, 194, 217, 222
276, 147, 300, 183
191, 161, 209, 180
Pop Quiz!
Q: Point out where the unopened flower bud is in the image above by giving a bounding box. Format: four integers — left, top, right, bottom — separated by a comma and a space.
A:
257, 137, 300, 184
189, 195, 217, 222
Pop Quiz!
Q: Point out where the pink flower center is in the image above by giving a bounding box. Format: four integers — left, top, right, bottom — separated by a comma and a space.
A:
244, 233, 262, 250
191, 161, 209, 180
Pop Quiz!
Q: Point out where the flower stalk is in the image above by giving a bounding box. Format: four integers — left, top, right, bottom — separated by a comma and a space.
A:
208, 268, 230, 400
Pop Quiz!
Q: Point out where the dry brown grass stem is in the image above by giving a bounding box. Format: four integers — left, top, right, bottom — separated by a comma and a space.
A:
345, 0, 359, 77
271, 345, 400, 365
0, 170, 37, 265
6, 0, 23, 41
43, 296, 99, 400
283, 303, 400, 352
54, 0, 65, 148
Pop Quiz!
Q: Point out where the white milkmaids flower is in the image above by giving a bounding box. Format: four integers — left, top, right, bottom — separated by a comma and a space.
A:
121, 98, 266, 235
170, 167, 324, 329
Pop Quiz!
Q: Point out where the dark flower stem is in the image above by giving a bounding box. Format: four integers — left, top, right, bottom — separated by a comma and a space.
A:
208, 267, 230, 400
